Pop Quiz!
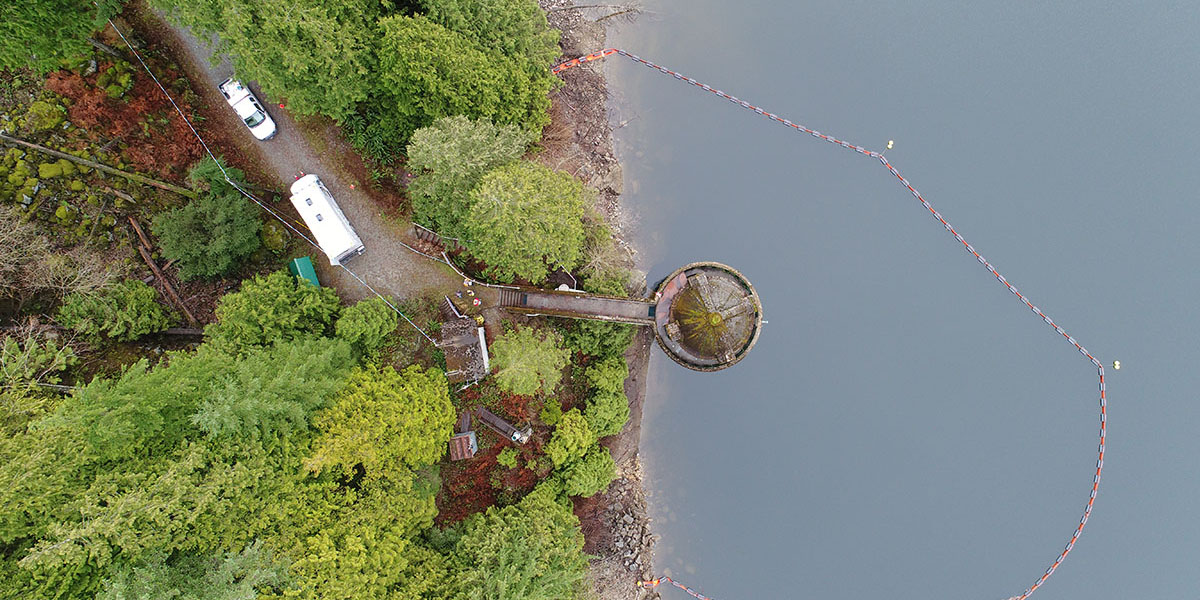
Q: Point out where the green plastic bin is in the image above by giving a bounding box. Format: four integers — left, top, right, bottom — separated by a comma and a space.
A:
288, 256, 320, 287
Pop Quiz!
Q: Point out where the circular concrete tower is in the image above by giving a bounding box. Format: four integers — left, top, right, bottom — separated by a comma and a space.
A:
652, 262, 762, 371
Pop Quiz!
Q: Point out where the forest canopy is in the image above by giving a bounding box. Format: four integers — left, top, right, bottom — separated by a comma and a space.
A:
151, 0, 559, 161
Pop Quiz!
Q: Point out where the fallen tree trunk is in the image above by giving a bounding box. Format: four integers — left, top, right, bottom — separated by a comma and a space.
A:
0, 133, 196, 198
162, 327, 204, 336
127, 214, 154, 249
36, 383, 79, 394
1, 324, 204, 337
130, 217, 199, 328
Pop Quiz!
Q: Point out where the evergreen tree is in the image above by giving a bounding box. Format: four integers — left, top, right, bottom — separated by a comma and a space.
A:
490, 327, 569, 396
335, 296, 399, 358
204, 270, 341, 355
98, 541, 291, 600
419, 0, 561, 71
465, 162, 588, 284
544, 408, 596, 468
0, 0, 123, 73
560, 444, 615, 498
583, 356, 628, 396
406, 116, 532, 238
562, 319, 635, 360
152, 0, 379, 120
305, 365, 455, 479
370, 15, 551, 153
57, 279, 172, 343
583, 390, 629, 439
153, 157, 262, 281
452, 484, 588, 600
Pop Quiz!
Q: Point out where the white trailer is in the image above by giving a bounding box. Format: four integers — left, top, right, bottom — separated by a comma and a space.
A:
289, 174, 365, 265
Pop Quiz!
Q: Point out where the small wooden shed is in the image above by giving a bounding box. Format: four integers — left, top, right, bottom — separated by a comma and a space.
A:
448, 431, 478, 461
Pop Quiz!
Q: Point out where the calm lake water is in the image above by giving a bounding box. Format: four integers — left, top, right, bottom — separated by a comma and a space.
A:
608, 2, 1200, 598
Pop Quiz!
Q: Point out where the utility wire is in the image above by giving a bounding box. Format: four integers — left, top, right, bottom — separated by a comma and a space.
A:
105, 18, 435, 345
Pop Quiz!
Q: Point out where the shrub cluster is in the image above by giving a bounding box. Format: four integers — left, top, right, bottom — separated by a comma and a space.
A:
57, 279, 171, 342
153, 157, 262, 281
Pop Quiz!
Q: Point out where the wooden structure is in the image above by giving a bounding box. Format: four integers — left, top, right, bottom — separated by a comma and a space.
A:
497, 287, 655, 325
475, 407, 530, 444
448, 431, 478, 461
440, 298, 489, 384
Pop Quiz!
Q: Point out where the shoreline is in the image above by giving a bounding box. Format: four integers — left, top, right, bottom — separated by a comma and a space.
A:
141, 1, 658, 594
539, 2, 659, 598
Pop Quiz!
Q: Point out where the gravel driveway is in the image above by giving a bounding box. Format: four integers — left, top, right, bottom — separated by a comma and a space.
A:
144, 11, 461, 306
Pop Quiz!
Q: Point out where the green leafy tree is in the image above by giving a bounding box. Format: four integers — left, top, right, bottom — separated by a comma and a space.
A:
465, 162, 587, 283
0, 0, 123, 73
419, 0, 561, 72
370, 15, 551, 154
490, 326, 569, 396
335, 296, 398, 358
544, 409, 596, 468
538, 398, 562, 426
305, 365, 455, 478
583, 390, 629, 439
584, 355, 628, 395
152, 0, 378, 120
406, 116, 532, 238
560, 443, 615, 498
562, 319, 635, 360
204, 270, 341, 355
57, 279, 171, 342
153, 157, 262, 281
451, 484, 588, 600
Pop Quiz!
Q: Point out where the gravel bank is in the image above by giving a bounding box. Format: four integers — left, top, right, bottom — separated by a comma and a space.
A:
538, 2, 659, 598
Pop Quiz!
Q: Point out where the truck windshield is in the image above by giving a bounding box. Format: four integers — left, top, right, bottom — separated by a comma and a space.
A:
243, 111, 266, 127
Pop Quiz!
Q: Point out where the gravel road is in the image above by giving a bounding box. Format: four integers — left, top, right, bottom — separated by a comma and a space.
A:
144, 11, 461, 306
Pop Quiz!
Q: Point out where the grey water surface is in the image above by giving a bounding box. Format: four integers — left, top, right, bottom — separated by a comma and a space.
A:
608, 1, 1200, 598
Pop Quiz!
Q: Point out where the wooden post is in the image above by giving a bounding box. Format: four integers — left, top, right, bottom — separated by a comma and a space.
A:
0, 133, 196, 198
129, 217, 199, 328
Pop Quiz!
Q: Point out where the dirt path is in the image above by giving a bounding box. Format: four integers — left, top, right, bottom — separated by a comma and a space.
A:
134, 8, 460, 306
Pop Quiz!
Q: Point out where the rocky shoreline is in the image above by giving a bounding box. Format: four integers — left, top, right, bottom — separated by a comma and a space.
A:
538, 2, 659, 598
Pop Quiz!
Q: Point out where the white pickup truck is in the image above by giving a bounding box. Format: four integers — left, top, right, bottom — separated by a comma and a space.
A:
218, 78, 276, 141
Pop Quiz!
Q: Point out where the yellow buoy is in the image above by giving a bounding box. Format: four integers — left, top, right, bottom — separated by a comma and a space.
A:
887, 140, 894, 150
1113, 360, 1121, 370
